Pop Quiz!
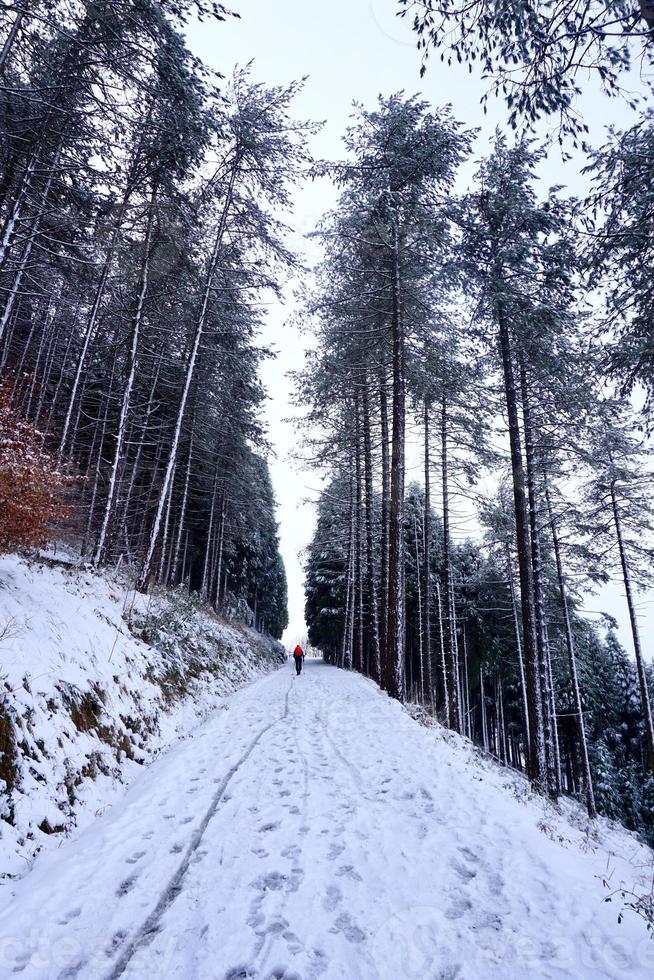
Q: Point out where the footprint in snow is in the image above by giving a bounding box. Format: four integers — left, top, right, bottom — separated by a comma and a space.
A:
444, 896, 472, 920
116, 873, 138, 897
327, 842, 345, 861
170, 842, 183, 854
57, 907, 82, 925
126, 850, 146, 864
56, 958, 88, 980
287, 866, 304, 892
262, 915, 290, 936
457, 845, 479, 864
322, 885, 342, 912
266, 968, 302, 980
336, 864, 363, 882
437, 966, 461, 980
476, 910, 503, 931
281, 845, 300, 859
12, 953, 31, 975
487, 871, 505, 896
254, 871, 287, 891
451, 859, 477, 882
258, 821, 280, 833
282, 930, 303, 955
331, 913, 365, 944
180, 815, 193, 825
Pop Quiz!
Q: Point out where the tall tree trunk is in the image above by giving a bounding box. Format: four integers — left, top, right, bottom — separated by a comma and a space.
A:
507, 545, 530, 757
441, 394, 459, 730
435, 578, 449, 724
362, 372, 381, 683
354, 397, 365, 673
414, 515, 424, 702
0, 150, 36, 274
343, 481, 356, 670
545, 625, 562, 794
213, 497, 227, 610
610, 481, 654, 775
462, 624, 471, 739
117, 349, 163, 542
95, 184, 157, 565
480, 666, 489, 752
0, 2, 29, 72
202, 470, 219, 599
520, 361, 557, 796
138, 157, 240, 591
496, 303, 546, 789
379, 362, 391, 674
384, 233, 405, 701
450, 581, 463, 732
172, 430, 194, 583
59, 187, 134, 452
423, 401, 434, 709
0, 144, 61, 341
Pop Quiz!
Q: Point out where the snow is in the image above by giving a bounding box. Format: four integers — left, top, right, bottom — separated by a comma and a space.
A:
0, 554, 285, 878
0, 657, 651, 979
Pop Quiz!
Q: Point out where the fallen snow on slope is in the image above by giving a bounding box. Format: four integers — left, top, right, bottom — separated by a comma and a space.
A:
0, 659, 651, 979
0, 553, 285, 878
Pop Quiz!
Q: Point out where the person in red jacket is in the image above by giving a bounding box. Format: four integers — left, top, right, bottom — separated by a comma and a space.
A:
293, 644, 304, 675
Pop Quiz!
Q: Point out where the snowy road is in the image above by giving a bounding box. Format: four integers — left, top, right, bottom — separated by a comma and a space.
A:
0, 659, 651, 980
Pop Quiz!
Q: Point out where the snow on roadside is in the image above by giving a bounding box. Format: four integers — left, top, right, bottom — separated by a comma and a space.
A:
0, 553, 285, 878
402, 700, 654, 942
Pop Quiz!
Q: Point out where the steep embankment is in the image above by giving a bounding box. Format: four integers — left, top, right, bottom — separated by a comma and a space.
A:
0, 660, 651, 979
0, 553, 285, 876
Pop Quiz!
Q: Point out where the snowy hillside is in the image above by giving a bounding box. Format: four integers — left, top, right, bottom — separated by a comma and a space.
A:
0, 659, 651, 979
0, 554, 285, 877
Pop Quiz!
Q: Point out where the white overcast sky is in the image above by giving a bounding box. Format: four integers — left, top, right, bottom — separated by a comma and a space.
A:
187, 0, 654, 652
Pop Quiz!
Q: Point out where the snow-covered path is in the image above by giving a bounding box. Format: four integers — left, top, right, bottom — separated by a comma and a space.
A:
0, 660, 651, 980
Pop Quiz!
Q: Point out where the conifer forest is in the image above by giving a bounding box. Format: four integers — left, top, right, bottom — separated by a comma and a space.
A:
1, 3, 654, 975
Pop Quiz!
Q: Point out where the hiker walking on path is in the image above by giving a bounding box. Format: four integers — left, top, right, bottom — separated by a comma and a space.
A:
293, 644, 304, 675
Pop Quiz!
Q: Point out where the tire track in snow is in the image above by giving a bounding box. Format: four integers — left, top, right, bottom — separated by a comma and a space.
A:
103, 681, 292, 980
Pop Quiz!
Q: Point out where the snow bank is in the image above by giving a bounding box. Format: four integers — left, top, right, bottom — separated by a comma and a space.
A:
0, 553, 285, 877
